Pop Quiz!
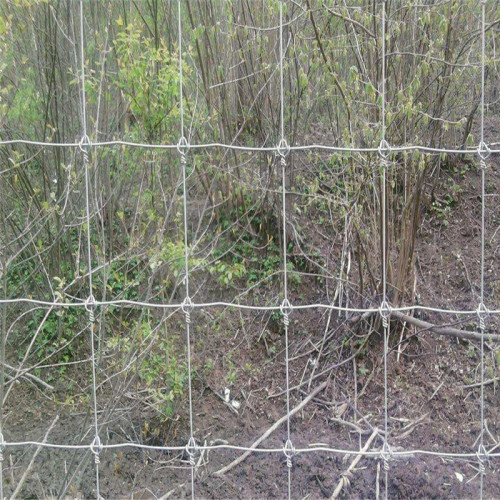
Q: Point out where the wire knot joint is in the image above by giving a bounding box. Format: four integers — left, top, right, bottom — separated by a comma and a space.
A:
181, 296, 194, 324
478, 141, 491, 162
277, 138, 290, 158
79, 134, 92, 162
379, 300, 391, 329
283, 439, 295, 468
85, 295, 97, 323
280, 299, 292, 326
477, 302, 488, 331
90, 435, 102, 464
177, 136, 190, 156
380, 440, 392, 472
185, 436, 198, 467
477, 444, 488, 475
378, 139, 391, 160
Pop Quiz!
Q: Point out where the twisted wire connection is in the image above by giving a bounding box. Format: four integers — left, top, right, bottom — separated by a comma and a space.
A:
280, 154, 287, 170
379, 301, 391, 330
85, 295, 97, 325
380, 441, 392, 472
477, 303, 488, 332
90, 436, 103, 465
185, 437, 198, 467
78, 135, 91, 163
182, 297, 193, 325
282, 312, 290, 327
283, 439, 295, 469
280, 299, 292, 326
477, 444, 488, 476
380, 156, 390, 172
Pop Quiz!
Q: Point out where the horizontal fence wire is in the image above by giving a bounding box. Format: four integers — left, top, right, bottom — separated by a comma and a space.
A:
1, 298, 499, 315
0, 139, 498, 155
3, 440, 500, 459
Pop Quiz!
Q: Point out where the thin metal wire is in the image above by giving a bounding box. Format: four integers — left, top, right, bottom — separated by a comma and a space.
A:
278, 2, 294, 498
0, 282, 5, 500
79, 2, 101, 497
379, 3, 391, 498
279, 2, 285, 144
1, 297, 500, 316
380, 5, 386, 148
2, 439, 500, 458
178, 0, 185, 142
177, 2, 196, 498
478, 2, 488, 498
0, 139, 499, 155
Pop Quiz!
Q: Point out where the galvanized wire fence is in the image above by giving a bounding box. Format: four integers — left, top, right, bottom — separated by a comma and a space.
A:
0, 1, 498, 499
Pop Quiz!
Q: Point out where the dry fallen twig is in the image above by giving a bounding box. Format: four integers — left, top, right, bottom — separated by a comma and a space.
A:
330, 428, 379, 499
214, 380, 328, 476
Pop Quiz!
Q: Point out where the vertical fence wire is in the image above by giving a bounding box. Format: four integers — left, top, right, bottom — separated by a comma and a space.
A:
177, 2, 197, 498
78, 0, 102, 497
278, 2, 294, 498
477, 1, 489, 498
0, 271, 5, 500
378, 2, 392, 498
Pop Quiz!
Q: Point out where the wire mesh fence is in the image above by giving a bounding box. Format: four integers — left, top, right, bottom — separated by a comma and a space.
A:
0, 1, 498, 498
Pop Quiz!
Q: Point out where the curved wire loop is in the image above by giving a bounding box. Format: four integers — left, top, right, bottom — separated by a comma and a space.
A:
277, 138, 290, 158
85, 295, 97, 311
181, 296, 194, 324
79, 133, 91, 153
181, 296, 194, 314
379, 300, 392, 328
380, 440, 392, 472
477, 443, 488, 475
477, 141, 491, 162
177, 136, 190, 156
283, 439, 295, 469
185, 436, 198, 467
90, 435, 103, 464
378, 139, 391, 160
477, 302, 489, 331
280, 298, 293, 317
